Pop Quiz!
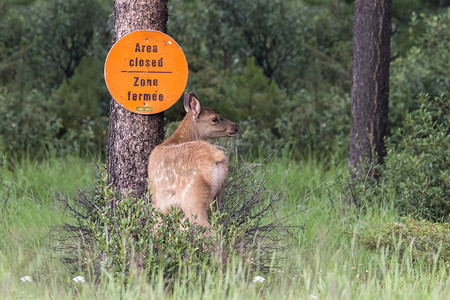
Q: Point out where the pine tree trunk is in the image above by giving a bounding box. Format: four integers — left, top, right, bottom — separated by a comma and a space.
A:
107, 0, 168, 198
349, 0, 392, 179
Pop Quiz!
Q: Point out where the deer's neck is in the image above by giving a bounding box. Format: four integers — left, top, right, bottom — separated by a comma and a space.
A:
163, 115, 199, 145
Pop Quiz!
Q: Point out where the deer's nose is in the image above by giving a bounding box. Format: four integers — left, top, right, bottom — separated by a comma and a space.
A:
234, 124, 240, 133
227, 123, 240, 137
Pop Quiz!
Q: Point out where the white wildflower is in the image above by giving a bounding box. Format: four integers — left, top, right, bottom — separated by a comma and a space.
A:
72, 275, 86, 283
252, 275, 266, 283
20, 275, 33, 283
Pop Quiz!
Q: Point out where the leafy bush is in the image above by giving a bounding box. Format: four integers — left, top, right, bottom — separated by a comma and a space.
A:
235, 90, 351, 158
234, 119, 279, 158
26, 0, 109, 88
274, 90, 351, 158
390, 9, 450, 129
385, 93, 449, 222
56, 168, 214, 284
0, 0, 111, 158
0, 57, 109, 158
55, 156, 298, 286
90, 191, 214, 282
347, 94, 449, 221
2, 1, 448, 161
0, 88, 62, 158
221, 58, 284, 128
356, 217, 450, 267
51, 56, 110, 156
167, 0, 354, 158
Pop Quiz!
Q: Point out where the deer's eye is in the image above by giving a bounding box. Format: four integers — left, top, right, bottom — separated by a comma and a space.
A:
212, 117, 219, 123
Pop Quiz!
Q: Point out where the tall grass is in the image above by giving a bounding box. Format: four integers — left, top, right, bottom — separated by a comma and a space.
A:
0, 154, 449, 299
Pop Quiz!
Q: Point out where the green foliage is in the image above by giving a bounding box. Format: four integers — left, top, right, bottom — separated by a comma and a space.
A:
0, 0, 111, 157
390, 9, 450, 128
222, 58, 283, 127
88, 187, 214, 282
235, 89, 351, 158
0, 0, 110, 90
295, 2, 353, 92
385, 93, 449, 222
0, 57, 109, 157
274, 90, 351, 157
391, 0, 449, 29
1, 0, 448, 161
178, 57, 284, 129
357, 217, 450, 267
347, 93, 449, 221
0, 88, 62, 158
51, 57, 109, 156
27, 0, 109, 87
56, 156, 295, 286
58, 167, 215, 284
169, 0, 354, 158
208, 0, 306, 80
3, 155, 450, 298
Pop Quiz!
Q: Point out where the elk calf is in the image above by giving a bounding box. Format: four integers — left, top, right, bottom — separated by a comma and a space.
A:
148, 92, 239, 227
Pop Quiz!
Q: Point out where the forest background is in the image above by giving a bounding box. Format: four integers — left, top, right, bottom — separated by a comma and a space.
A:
0, 0, 447, 160
0, 0, 449, 299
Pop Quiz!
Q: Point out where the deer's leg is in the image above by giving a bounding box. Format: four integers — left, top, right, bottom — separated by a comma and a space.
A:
212, 159, 228, 212
179, 178, 212, 228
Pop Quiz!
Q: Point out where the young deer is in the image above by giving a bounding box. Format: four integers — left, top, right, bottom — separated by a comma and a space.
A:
148, 92, 239, 228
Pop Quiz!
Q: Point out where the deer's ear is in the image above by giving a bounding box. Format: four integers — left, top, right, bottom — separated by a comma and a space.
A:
183, 92, 190, 112
184, 92, 201, 118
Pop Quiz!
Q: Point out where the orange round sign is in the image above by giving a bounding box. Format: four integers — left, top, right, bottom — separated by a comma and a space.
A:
104, 30, 188, 114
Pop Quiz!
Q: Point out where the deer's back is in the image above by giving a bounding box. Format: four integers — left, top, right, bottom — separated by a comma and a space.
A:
148, 140, 228, 213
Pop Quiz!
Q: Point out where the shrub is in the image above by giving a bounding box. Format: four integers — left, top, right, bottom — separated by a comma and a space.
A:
0, 0, 111, 158
221, 58, 284, 128
356, 217, 450, 267
54, 155, 299, 286
273, 90, 351, 158
0, 57, 109, 158
345, 94, 449, 222
390, 9, 450, 129
385, 94, 449, 221
90, 192, 214, 282
0, 88, 62, 159
50, 56, 109, 156
55, 167, 213, 284
229, 87, 351, 159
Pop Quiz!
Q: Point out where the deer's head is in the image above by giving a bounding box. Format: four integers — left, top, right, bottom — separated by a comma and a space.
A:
184, 92, 240, 140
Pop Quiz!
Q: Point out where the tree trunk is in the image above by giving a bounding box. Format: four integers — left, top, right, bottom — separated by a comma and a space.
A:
107, 0, 168, 198
349, 0, 392, 179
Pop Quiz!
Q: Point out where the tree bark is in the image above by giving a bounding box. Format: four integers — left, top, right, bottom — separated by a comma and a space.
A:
349, 0, 392, 179
107, 0, 168, 198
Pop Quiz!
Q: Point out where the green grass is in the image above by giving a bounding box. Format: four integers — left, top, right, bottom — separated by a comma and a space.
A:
0, 154, 449, 299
